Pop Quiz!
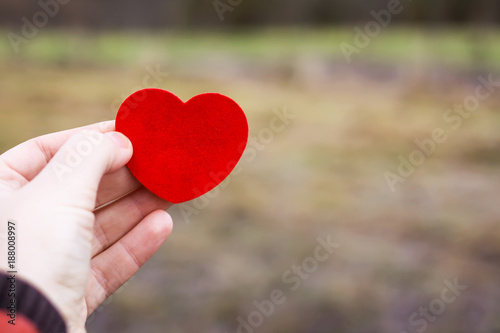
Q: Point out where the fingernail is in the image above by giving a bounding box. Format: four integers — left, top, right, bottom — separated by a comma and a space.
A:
106, 132, 131, 148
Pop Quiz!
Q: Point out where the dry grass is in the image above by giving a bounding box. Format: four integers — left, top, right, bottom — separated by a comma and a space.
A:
1, 28, 500, 332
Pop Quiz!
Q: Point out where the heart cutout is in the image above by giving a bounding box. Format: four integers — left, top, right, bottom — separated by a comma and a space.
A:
115, 88, 249, 203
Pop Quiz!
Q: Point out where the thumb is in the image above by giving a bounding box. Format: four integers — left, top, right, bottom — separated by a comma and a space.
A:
32, 130, 133, 194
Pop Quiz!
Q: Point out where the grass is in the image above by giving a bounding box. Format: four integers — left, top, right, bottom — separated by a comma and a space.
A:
1, 27, 500, 332
3, 27, 500, 69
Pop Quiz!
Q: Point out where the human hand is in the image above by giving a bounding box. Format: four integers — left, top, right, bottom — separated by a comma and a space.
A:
0, 121, 173, 332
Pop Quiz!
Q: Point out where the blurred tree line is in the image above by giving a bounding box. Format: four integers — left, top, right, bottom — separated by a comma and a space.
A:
0, 0, 499, 29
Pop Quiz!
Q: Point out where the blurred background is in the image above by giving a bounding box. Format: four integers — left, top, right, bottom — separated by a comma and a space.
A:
1, 0, 500, 332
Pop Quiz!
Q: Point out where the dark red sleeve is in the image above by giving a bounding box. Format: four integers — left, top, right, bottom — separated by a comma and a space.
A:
0, 271, 67, 333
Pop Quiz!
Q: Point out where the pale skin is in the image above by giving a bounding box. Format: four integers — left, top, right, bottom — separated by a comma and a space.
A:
0, 121, 173, 332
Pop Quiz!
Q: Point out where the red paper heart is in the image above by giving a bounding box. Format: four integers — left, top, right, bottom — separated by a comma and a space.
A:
115, 88, 248, 203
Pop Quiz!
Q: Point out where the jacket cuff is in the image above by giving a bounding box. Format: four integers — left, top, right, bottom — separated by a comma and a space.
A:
0, 270, 67, 333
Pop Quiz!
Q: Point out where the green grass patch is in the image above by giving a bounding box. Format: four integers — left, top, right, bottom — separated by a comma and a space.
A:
1, 26, 500, 69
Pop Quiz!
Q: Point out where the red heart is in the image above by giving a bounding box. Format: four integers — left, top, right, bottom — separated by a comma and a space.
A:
115, 88, 248, 203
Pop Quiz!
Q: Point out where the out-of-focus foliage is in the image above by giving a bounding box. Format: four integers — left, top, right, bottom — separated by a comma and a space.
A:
1, 0, 500, 29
